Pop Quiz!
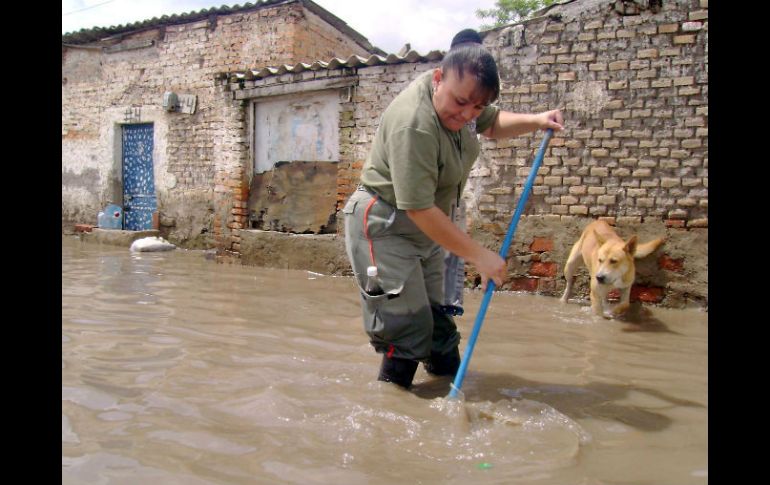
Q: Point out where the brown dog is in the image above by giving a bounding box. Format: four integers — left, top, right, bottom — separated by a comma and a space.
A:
561, 220, 665, 318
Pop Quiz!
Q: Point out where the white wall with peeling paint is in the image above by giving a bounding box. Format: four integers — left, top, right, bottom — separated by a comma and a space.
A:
253, 91, 340, 174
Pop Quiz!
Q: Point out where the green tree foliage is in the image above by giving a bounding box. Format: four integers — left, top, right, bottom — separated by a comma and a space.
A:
476, 0, 558, 29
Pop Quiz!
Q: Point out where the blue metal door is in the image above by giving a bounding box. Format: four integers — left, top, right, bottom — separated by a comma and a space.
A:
122, 123, 156, 231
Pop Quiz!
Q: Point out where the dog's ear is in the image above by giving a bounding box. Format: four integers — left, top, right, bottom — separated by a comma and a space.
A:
592, 228, 607, 246
624, 235, 638, 256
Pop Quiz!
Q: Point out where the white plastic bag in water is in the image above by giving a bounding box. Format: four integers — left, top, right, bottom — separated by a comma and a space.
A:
129, 237, 176, 252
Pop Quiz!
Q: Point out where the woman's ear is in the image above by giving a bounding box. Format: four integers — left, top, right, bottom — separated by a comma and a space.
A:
432, 68, 442, 90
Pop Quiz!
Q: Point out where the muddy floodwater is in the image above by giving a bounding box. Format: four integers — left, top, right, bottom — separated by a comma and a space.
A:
62, 236, 707, 484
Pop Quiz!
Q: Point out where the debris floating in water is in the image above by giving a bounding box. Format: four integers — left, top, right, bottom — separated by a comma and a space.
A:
476, 462, 493, 470
130, 236, 176, 252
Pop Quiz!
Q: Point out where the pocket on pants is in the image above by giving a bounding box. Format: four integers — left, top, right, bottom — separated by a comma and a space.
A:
360, 290, 426, 354
360, 291, 393, 337
363, 198, 396, 238
354, 268, 405, 344
357, 264, 433, 360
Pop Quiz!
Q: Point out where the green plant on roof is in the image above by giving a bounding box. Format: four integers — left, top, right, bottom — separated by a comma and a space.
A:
476, 0, 558, 29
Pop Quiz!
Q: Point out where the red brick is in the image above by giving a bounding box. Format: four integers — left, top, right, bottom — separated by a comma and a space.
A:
631, 285, 665, 303
530, 237, 554, 252
505, 277, 539, 292
665, 219, 686, 228
529, 261, 558, 277
74, 224, 94, 233
658, 254, 684, 272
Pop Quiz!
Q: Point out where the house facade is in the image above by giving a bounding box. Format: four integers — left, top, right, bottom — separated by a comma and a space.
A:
62, 0, 377, 247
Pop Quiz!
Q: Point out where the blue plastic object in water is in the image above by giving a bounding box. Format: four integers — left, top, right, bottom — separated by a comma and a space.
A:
97, 204, 123, 230
448, 129, 554, 399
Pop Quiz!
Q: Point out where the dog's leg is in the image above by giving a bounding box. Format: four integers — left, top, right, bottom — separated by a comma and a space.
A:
612, 286, 632, 317
561, 241, 581, 303
589, 278, 607, 317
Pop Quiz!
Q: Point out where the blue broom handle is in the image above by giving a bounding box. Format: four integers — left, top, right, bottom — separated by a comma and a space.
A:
448, 129, 553, 399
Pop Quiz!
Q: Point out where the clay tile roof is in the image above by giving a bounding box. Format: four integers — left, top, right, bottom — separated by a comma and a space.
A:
62, 0, 381, 55
227, 50, 445, 84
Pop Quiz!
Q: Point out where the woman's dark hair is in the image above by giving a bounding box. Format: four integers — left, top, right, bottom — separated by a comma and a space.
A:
440, 42, 500, 105
450, 28, 483, 49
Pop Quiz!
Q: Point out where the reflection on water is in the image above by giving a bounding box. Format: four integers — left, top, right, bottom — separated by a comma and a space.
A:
62, 236, 707, 484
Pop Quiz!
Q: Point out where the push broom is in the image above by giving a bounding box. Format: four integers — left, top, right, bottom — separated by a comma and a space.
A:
448, 128, 554, 399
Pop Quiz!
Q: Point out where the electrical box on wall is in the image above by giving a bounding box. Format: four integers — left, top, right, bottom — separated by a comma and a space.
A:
162, 92, 178, 111
162, 92, 196, 114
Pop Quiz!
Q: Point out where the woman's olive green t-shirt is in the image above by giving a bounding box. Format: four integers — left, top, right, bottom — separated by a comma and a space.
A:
360, 69, 500, 215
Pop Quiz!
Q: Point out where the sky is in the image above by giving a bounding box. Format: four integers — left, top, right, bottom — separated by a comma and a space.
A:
62, 0, 500, 54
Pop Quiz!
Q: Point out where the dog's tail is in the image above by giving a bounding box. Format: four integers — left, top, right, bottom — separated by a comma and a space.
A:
634, 237, 666, 258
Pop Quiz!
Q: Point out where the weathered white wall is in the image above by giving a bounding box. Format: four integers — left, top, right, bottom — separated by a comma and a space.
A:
253, 90, 340, 173
62, 106, 170, 225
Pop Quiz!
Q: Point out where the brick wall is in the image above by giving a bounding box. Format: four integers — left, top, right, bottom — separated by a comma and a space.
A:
467, 0, 708, 227
338, 1, 707, 226
335, 0, 708, 308
337, 62, 441, 206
